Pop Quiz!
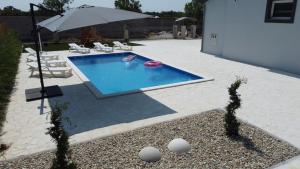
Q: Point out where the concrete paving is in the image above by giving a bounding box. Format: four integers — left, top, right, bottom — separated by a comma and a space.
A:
1, 40, 300, 168
270, 156, 300, 169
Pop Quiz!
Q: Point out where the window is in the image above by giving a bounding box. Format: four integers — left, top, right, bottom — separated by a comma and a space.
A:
265, 0, 298, 23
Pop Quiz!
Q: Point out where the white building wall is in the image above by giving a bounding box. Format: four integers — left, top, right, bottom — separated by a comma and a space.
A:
202, 0, 227, 55
203, 0, 300, 75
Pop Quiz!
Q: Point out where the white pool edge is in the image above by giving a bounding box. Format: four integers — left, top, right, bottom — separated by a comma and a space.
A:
66, 52, 214, 99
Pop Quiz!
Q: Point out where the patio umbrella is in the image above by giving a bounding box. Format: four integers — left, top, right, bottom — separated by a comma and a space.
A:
38, 5, 152, 32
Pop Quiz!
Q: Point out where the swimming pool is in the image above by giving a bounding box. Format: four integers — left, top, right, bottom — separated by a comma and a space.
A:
68, 52, 211, 97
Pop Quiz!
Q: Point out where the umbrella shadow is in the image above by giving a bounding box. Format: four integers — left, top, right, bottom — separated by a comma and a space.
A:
47, 83, 176, 135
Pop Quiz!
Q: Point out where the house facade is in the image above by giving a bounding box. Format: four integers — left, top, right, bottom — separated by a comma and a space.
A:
202, 0, 300, 75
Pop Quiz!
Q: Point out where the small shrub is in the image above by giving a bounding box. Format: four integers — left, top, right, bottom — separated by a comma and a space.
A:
225, 77, 247, 138
46, 103, 76, 169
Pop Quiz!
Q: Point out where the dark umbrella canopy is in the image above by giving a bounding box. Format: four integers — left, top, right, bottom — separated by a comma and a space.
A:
38, 5, 152, 32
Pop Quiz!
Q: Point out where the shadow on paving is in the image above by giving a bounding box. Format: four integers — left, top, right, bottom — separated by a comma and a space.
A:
210, 54, 300, 79
268, 69, 300, 79
45, 83, 176, 135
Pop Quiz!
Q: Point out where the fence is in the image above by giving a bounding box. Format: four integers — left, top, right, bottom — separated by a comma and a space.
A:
0, 16, 202, 42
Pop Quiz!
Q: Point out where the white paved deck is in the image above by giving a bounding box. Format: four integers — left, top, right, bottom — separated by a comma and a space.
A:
2, 40, 300, 167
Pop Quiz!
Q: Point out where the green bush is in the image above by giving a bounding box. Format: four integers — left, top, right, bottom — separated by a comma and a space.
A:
0, 25, 22, 133
46, 103, 76, 169
224, 77, 247, 138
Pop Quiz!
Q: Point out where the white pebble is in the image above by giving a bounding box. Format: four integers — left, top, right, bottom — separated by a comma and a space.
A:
168, 138, 191, 154
139, 146, 161, 162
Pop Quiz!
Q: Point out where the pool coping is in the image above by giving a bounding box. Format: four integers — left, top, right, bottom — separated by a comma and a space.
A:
66, 51, 214, 99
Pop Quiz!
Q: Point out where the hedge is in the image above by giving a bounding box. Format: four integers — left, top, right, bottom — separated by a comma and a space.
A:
0, 24, 22, 132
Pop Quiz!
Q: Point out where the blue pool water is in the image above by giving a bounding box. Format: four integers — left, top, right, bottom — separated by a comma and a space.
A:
69, 52, 203, 95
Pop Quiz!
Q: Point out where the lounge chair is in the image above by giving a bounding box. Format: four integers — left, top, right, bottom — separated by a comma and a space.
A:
113, 41, 133, 51
68, 43, 90, 54
27, 62, 72, 78
25, 48, 59, 60
27, 57, 67, 67
93, 42, 113, 53
27, 55, 66, 67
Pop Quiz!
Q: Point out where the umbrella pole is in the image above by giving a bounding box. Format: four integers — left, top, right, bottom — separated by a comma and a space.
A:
38, 31, 43, 52
25, 3, 63, 102
30, 4, 45, 93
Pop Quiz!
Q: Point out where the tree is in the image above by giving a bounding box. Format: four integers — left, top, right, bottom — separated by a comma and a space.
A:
184, 0, 203, 19
144, 11, 185, 18
0, 6, 24, 16
34, 8, 58, 16
0, 6, 56, 16
42, 0, 74, 13
115, 0, 142, 13
46, 104, 76, 169
224, 77, 247, 138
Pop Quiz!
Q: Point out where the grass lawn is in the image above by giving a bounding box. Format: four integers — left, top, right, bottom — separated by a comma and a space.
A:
0, 26, 22, 133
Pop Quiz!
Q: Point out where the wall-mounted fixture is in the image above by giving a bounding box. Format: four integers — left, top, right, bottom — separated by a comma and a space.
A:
210, 33, 218, 46
210, 33, 217, 39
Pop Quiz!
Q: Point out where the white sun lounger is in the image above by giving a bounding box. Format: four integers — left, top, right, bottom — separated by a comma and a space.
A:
93, 42, 113, 53
27, 62, 72, 78
113, 41, 133, 51
27, 55, 66, 67
25, 48, 59, 60
68, 43, 90, 54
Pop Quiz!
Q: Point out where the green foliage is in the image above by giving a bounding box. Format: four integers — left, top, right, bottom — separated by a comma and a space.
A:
0, 6, 57, 16
115, 0, 142, 13
225, 77, 247, 138
46, 103, 76, 169
42, 0, 74, 13
0, 25, 22, 133
144, 11, 185, 18
0, 6, 25, 16
184, 0, 203, 19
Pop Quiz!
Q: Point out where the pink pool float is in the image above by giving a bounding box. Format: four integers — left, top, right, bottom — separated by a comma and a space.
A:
144, 61, 162, 67
122, 55, 136, 62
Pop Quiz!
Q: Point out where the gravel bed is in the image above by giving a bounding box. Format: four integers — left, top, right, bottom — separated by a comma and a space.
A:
1, 110, 299, 169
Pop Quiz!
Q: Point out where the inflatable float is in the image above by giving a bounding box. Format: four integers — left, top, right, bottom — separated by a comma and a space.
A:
122, 55, 136, 62
144, 61, 162, 67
